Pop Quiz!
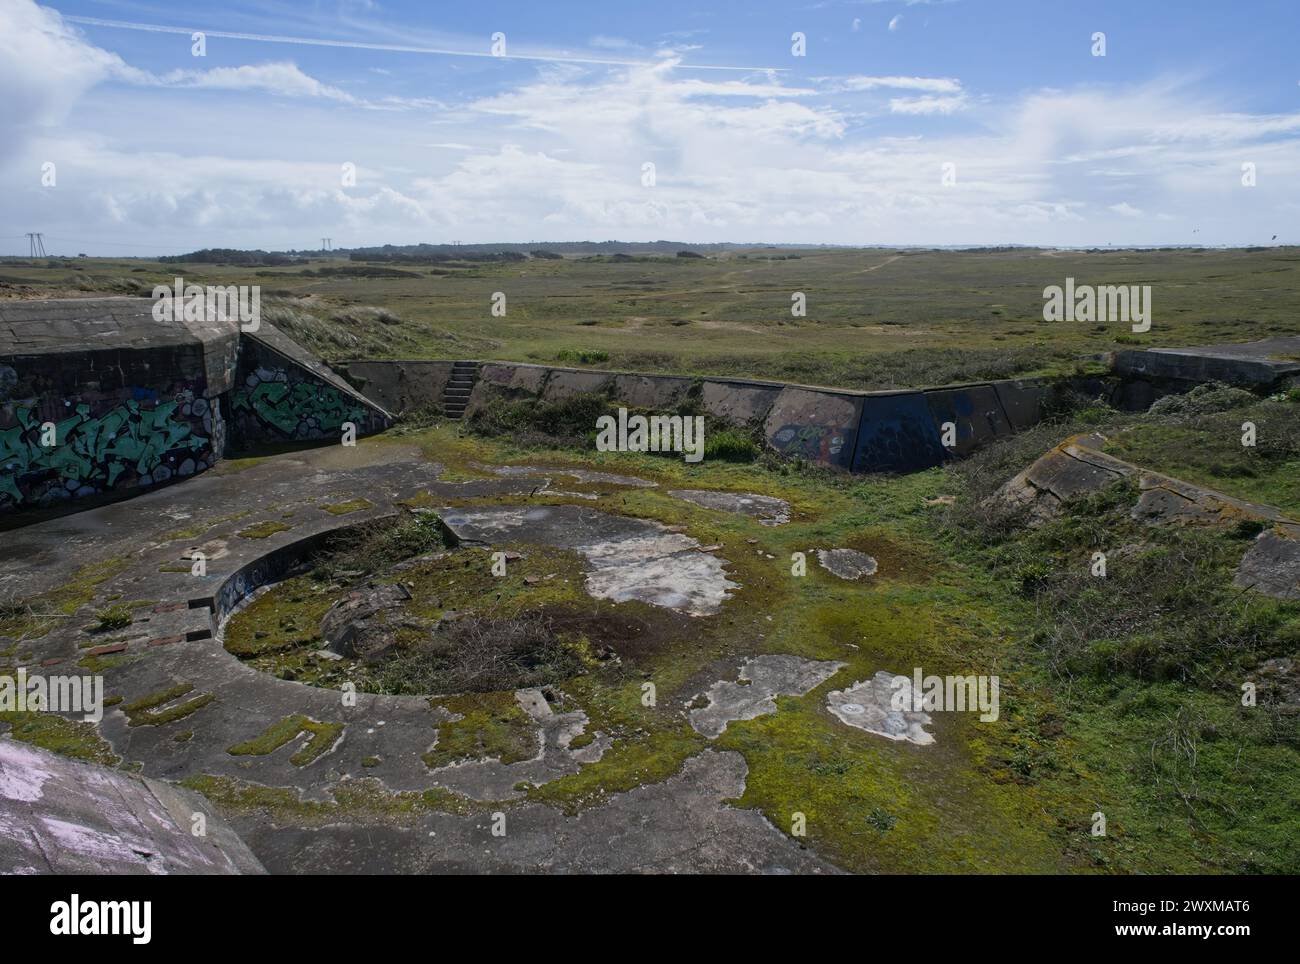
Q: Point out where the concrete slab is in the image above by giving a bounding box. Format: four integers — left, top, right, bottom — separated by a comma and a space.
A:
827, 671, 935, 745
238, 750, 840, 874
437, 504, 738, 615
667, 489, 790, 526
0, 739, 265, 874
1235, 528, 1300, 599
815, 549, 878, 580
688, 655, 845, 738
1113, 336, 1300, 388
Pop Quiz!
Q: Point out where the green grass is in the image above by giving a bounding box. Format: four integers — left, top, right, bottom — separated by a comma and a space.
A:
9, 247, 1299, 391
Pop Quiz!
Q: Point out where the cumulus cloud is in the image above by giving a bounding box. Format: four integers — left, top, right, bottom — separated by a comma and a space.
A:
0, 0, 147, 158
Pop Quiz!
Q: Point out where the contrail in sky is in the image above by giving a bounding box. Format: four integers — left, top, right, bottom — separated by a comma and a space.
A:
64, 15, 788, 72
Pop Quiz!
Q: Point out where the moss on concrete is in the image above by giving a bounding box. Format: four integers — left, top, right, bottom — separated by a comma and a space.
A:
123, 683, 215, 728
424, 693, 538, 769
0, 711, 121, 767
227, 714, 345, 766
322, 498, 375, 515
238, 520, 294, 539
0, 557, 129, 640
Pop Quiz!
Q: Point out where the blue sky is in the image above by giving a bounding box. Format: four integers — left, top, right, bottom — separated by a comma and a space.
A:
2, 0, 1299, 253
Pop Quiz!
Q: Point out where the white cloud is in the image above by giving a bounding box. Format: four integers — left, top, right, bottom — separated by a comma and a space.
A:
832, 75, 962, 93
158, 63, 360, 104
889, 94, 967, 114
889, 15, 904, 31
1109, 202, 1144, 217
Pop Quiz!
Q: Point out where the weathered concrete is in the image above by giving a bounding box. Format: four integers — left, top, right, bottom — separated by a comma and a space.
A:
702, 379, 783, 425
924, 383, 1014, 459
816, 548, 878, 580
541, 369, 613, 401
341, 359, 456, 415
476, 462, 658, 488
239, 750, 840, 874
827, 671, 935, 745
437, 504, 738, 615
764, 386, 862, 470
610, 373, 694, 409
1114, 336, 1300, 389
688, 655, 845, 738
1, 299, 389, 512
993, 378, 1047, 432
351, 358, 1060, 472
423, 688, 611, 802
0, 434, 840, 873
668, 488, 791, 526
853, 391, 947, 472
1235, 529, 1300, 599
998, 432, 1300, 600
0, 739, 265, 874
228, 324, 391, 446
0, 298, 240, 510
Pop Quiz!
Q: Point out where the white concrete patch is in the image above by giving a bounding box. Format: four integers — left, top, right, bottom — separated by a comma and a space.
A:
827, 671, 934, 745
580, 532, 737, 616
668, 489, 791, 526
689, 655, 846, 738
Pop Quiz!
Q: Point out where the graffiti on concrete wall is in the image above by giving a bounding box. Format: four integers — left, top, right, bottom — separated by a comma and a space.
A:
0, 389, 219, 509
228, 365, 376, 443
768, 423, 854, 468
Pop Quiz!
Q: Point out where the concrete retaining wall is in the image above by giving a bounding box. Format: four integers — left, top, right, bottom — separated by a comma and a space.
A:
339, 359, 456, 415
345, 358, 1054, 474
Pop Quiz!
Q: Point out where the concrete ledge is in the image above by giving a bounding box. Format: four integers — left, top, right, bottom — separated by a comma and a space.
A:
1114, 336, 1300, 388
0, 739, 265, 874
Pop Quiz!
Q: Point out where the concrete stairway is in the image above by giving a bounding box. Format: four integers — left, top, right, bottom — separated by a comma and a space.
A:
441, 361, 478, 419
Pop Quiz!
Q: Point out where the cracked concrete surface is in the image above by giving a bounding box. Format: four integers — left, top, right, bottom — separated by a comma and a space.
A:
816, 548, 879, 580
827, 672, 935, 745
688, 655, 845, 738
439, 504, 739, 615
667, 489, 791, 526
422, 689, 611, 802
0, 441, 836, 875
241, 750, 840, 874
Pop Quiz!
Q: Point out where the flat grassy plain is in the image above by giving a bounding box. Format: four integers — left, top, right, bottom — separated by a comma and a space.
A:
5, 245, 1299, 389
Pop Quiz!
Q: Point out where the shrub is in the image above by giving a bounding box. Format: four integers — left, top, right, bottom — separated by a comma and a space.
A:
703, 427, 761, 463
95, 605, 133, 630
554, 348, 609, 365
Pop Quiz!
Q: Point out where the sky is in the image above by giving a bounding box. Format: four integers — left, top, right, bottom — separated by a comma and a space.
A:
2, 0, 1299, 255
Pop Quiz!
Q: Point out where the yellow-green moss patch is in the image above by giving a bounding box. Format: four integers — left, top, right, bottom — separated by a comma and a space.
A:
228, 714, 345, 766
